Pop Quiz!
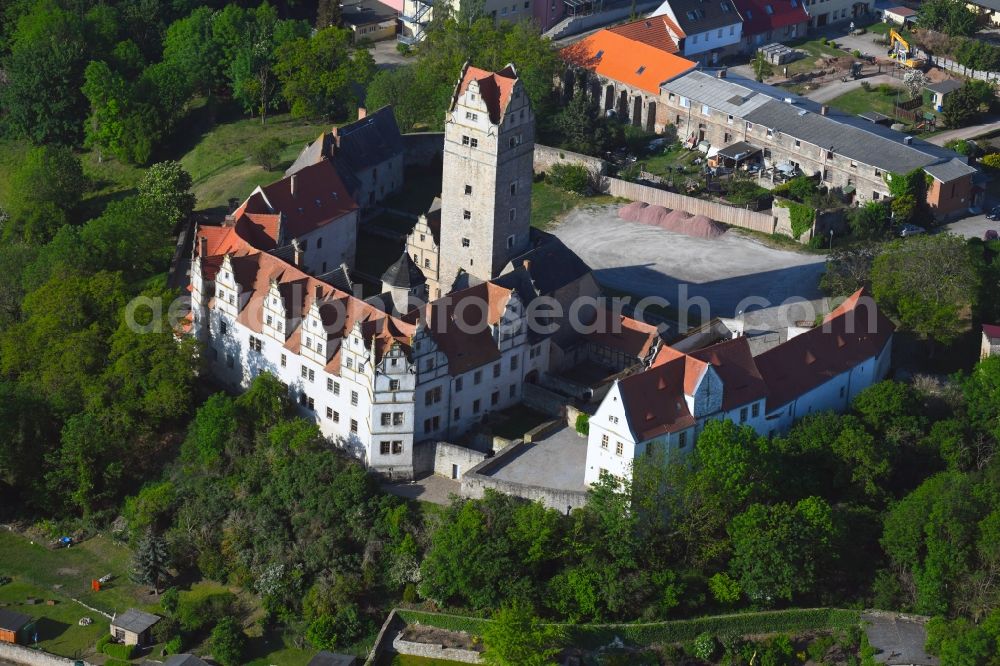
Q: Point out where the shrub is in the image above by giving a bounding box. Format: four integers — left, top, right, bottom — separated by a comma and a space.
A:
160, 586, 179, 615
396, 41, 410, 56
860, 81, 872, 92
575, 413, 590, 436
877, 83, 894, 95
402, 582, 418, 604
692, 632, 718, 660
102, 641, 136, 660
95, 634, 112, 652
163, 635, 183, 656
982, 153, 1000, 169
708, 572, 742, 604
852, 49, 862, 57
210, 617, 246, 666
176, 590, 238, 633
0, 575, 11, 586
548, 163, 592, 194
248, 137, 284, 172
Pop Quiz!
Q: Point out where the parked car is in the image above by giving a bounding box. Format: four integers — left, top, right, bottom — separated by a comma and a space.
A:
986, 206, 1000, 221
899, 224, 926, 237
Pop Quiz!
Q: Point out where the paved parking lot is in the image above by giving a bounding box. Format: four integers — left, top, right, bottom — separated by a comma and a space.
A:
552, 206, 827, 336
863, 612, 939, 665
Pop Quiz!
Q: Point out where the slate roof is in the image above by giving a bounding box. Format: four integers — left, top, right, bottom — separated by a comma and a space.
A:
561, 30, 695, 94
341, 0, 397, 28
755, 289, 894, 411
0, 609, 31, 632
688, 336, 768, 411
925, 79, 962, 94
286, 132, 334, 177
664, 0, 742, 34
331, 106, 404, 175
734, 0, 809, 36
308, 652, 359, 666
506, 232, 592, 295
924, 158, 977, 182
111, 609, 160, 635
970, 0, 1000, 10
381, 251, 426, 288
163, 655, 211, 666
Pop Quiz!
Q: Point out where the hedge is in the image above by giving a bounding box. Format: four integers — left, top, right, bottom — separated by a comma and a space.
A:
397, 608, 861, 648
102, 641, 137, 660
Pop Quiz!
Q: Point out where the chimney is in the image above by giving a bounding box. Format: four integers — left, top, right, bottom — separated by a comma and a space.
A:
717, 68, 727, 79
199, 236, 207, 257
292, 239, 302, 266
820, 105, 829, 116
903, 136, 913, 145
357, 106, 367, 120
315, 284, 323, 301
331, 126, 340, 149
290, 174, 298, 198
523, 259, 532, 274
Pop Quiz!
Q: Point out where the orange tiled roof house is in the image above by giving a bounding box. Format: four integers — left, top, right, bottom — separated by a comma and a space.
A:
585, 289, 894, 485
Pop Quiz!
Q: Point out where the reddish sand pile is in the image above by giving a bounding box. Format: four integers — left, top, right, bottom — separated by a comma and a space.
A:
618, 203, 726, 239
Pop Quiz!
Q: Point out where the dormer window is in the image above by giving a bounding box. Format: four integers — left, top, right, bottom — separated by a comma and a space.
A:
720, 1, 729, 11
636, 65, 646, 75
595, 49, 604, 60
764, 4, 773, 13
315, 198, 322, 207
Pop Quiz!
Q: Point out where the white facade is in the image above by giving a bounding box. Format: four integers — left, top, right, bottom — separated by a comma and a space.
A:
655, 1, 743, 60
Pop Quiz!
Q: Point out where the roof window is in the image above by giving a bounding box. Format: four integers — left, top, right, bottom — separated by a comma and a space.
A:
636, 65, 646, 74
765, 4, 774, 13
595, 49, 604, 59
720, 1, 730, 11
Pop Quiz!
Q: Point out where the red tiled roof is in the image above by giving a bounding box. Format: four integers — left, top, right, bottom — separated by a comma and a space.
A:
607, 15, 681, 54
454, 64, 519, 124
561, 30, 696, 95
688, 336, 768, 411
256, 159, 357, 239
755, 288, 894, 411
733, 0, 809, 36
408, 282, 513, 374
619, 353, 696, 441
885, 6, 917, 16
984, 323, 1000, 339
587, 308, 660, 360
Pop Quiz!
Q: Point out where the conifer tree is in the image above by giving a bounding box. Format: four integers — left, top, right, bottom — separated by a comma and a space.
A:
130, 527, 171, 594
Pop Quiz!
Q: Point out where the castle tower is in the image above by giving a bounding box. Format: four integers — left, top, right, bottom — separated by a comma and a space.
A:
380, 252, 427, 314
437, 63, 534, 291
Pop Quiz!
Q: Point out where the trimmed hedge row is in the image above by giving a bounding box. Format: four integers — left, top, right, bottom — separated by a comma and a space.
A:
398, 608, 861, 648
101, 640, 137, 660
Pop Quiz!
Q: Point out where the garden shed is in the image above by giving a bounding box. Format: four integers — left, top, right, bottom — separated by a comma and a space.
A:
0, 609, 32, 644
110, 608, 160, 646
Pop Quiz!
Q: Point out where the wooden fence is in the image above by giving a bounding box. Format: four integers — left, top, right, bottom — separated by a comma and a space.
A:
602, 177, 778, 235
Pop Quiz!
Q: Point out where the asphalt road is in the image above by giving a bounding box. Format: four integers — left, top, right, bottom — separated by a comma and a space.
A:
942, 211, 998, 240
552, 206, 828, 336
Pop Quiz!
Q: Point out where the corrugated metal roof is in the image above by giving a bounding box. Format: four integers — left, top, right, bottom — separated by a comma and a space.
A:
661, 70, 771, 116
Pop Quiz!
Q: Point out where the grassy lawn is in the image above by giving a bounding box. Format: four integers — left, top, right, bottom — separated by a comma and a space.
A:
0, 580, 106, 660
531, 180, 620, 230
179, 113, 327, 212
782, 36, 846, 77
827, 84, 909, 118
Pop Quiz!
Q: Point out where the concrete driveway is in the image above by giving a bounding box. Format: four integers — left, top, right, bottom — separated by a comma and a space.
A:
942, 211, 999, 240
552, 206, 828, 336
863, 612, 939, 665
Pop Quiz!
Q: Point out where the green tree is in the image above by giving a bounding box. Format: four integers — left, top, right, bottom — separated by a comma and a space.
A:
849, 200, 892, 239
555, 87, 612, 156
78, 196, 174, 274
727, 496, 835, 604
162, 6, 224, 97
316, 0, 343, 28
249, 137, 284, 171
820, 244, 876, 296
482, 601, 566, 666
182, 393, 239, 465
752, 50, 774, 82
130, 527, 171, 593
4, 145, 86, 243
305, 604, 364, 650
872, 233, 980, 346
943, 80, 994, 129
274, 27, 375, 119
964, 356, 1000, 446
209, 617, 245, 666
138, 161, 196, 228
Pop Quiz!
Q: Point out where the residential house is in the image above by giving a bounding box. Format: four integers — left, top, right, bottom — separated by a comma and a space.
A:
341, 0, 399, 42
734, 0, 810, 50
0, 610, 32, 645
110, 609, 160, 647
882, 5, 917, 25
966, 0, 1000, 26
926, 79, 962, 112
560, 21, 696, 130
651, 0, 745, 64
286, 106, 405, 210
585, 288, 894, 484
800, 0, 869, 26
658, 70, 979, 216
982, 324, 1000, 359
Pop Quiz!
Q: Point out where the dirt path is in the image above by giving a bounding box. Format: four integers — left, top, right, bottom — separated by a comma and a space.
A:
926, 116, 1000, 146
803, 74, 898, 104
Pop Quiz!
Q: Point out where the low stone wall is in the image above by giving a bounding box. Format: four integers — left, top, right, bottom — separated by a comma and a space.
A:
365, 609, 405, 666
462, 441, 588, 512
603, 178, 778, 235
0, 643, 91, 666
392, 634, 483, 664
523, 419, 563, 443
433, 442, 488, 478
402, 132, 445, 167
533, 144, 608, 176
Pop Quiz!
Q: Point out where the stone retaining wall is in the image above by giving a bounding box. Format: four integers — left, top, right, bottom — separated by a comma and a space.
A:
533, 144, 608, 176
433, 442, 488, 479
392, 634, 483, 664
0, 643, 90, 666
522, 383, 570, 417
461, 441, 588, 512
603, 178, 778, 235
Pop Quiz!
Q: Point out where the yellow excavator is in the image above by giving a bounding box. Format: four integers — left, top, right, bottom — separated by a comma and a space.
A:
888, 29, 925, 69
